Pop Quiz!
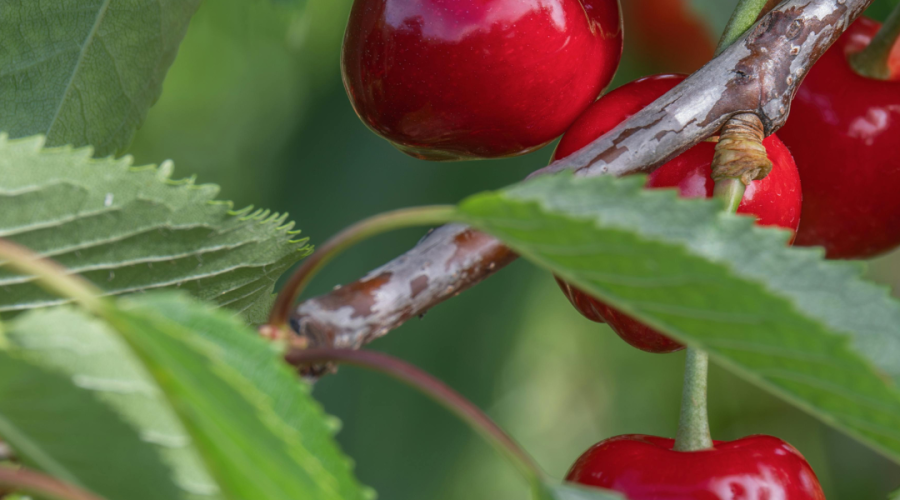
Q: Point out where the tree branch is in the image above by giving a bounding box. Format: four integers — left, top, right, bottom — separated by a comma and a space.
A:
290, 0, 872, 368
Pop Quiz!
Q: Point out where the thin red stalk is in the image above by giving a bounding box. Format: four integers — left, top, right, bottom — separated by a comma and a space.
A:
285, 348, 543, 483
0, 467, 105, 500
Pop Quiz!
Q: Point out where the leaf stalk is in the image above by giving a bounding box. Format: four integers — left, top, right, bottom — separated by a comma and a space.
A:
850, 2, 900, 79
716, 0, 773, 55
0, 466, 105, 500
0, 239, 104, 314
285, 348, 545, 487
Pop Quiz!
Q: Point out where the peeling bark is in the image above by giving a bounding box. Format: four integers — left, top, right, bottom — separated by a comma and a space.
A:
290, 0, 873, 363
292, 225, 516, 361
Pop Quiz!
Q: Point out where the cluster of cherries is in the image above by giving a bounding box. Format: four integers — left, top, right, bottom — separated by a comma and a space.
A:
342, 0, 900, 497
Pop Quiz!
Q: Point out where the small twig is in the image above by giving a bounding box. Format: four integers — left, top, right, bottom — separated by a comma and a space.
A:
285, 348, 543, 483
0, 467, 105, 500
266, 206, 457, 331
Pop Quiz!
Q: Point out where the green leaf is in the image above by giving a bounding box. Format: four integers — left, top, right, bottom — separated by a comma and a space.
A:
457, 173, 900, 464
689, 0, 739, 36
0, 0, 202, 156
104, 291, 365, 500
866, 0, 900, 22
542, 483, 626, 500
4, 307, 222, 500
0, 135, 311, 319
0, 349, 183, 500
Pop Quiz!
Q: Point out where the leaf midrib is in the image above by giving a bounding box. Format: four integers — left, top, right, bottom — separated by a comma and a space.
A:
45, 0, 113, 140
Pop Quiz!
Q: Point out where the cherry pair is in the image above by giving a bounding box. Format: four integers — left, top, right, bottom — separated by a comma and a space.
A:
559, 16, 900, 352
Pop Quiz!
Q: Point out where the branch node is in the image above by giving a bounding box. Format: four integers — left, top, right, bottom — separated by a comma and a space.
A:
711, 113, 772, 186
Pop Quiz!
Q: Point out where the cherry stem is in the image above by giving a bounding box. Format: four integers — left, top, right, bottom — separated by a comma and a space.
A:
713, 178, 746, 213
285, 348, 545, 486
677, 116, 762, 453
850, 2, 900, 80
711, 112, 769, 210
0, 466, 104, 500
716, 0, 771, 55
266, 205, 457, 330
673, 347, 713, 452
0, 239, 104, 314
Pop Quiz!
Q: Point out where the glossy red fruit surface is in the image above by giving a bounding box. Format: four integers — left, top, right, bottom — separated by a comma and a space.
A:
567, 434, 825, 499
778, 17, 900, 259
554, 75, 802, 353
341, 0, 623, 161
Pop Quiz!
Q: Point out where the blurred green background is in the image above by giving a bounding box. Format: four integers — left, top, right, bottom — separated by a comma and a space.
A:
126, 0, 900, 498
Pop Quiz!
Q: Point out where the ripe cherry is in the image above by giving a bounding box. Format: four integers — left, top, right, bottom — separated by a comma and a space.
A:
341, 0, 623, 161
777, 17, 900, 259
567, 434, 825, 499
553, 74, 802, 353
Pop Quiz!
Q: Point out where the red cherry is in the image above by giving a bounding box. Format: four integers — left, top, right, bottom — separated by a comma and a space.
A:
778, 17, 900, 259
341, 0, 623, 161
567, 434, 826, 499
553, 75, 802, 353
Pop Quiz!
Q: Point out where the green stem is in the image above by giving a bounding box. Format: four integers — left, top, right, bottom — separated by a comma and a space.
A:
0, 466, 104, 500
713, 178, 746, 214
678, 117, 753, 452
286, 348, 544, 487
0, 239, 104, 313
850, 3, 900, 80
267, 205, 457, 329
716, 0, 771, 55
674, 3, 771, 449
673, 347, 713, 452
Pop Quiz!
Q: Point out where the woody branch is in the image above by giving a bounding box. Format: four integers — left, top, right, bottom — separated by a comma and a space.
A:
289, 0, 872, 374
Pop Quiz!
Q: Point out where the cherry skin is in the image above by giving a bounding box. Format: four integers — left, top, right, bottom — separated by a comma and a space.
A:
567, 434, 826, 499
777, 17, 900, 259
341, 0, 623, 161
553, 75, 802, 353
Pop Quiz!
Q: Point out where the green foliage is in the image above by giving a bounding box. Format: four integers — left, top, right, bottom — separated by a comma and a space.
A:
125, 0, 313, 208
5, 307, 221, 500
458, 173, 900, 464
0, 0, 202, 156
0, 349, 183, 500
867, 0, 900, 21
689, 0, 739, 36
104, 292, 365, 500
0, 288, 364, 500
0, 135, 312, 319
129, 292, 367, 500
